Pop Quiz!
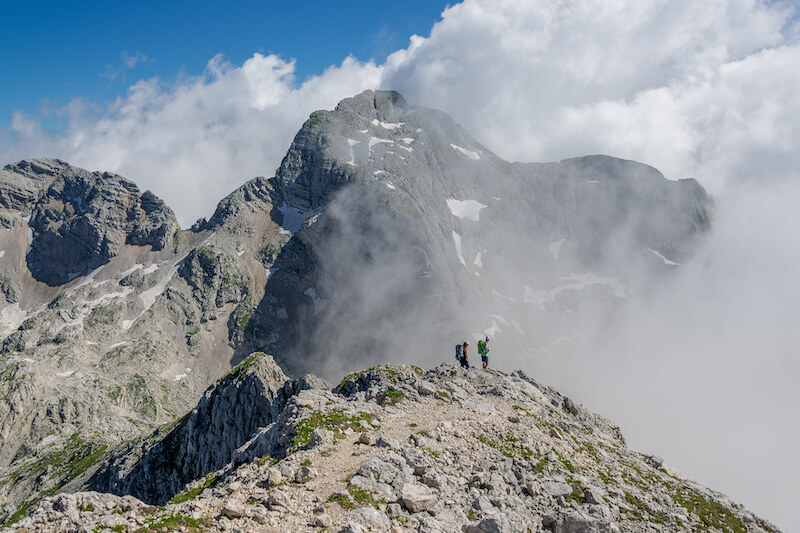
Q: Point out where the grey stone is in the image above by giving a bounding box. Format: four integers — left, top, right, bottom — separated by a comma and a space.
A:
401, 483, 438, 513
351, 507, 391, 530
221, 500, 244, 518
339, 522, 367, 533
359, 432, 378, 446
310, 513, 332, 527
295, 466, 317, 483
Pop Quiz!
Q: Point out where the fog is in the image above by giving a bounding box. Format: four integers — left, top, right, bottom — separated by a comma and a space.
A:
2, 0, 799, 529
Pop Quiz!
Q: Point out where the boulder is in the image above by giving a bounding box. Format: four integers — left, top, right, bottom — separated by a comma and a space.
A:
401, 483, 438, 513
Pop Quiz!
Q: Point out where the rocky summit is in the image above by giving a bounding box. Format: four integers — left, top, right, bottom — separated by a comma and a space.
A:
8, 354, 779, 532
0, 89, 774, 530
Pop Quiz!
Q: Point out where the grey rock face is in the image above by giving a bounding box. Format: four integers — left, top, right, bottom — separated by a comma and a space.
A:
89, 353, 309, 504
0, 160, 180, 286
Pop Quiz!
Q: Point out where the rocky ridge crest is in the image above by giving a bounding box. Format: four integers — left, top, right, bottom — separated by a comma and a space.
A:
8, 355, 779, 532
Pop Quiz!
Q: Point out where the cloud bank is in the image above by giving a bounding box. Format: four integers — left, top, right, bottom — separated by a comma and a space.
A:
2, 0, 798, 529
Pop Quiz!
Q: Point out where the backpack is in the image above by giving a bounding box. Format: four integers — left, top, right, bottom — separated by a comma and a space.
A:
478, 339, 486, 354
455, 344, 463, 360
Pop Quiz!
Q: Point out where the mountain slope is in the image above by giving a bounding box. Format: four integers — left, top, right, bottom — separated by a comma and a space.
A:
0, 90, 713, 525
11, 356, 780, 532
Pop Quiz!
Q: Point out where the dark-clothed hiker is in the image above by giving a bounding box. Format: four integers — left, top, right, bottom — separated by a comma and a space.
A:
462, 341, 470, 369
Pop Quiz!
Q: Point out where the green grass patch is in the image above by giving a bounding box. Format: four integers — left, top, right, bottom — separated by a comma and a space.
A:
167, 474, 218, 505
673, 488, 746, 533
3, 434, 108, 525
292, 409, 376, 450
421, 446, 440, 458
383, 387, 405, 406
327, 492, 356, 511
140, 512, 211, 532
474, 431, 533, 458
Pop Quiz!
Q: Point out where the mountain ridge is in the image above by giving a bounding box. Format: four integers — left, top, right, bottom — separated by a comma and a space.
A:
7, 354, 780, 532
0, 90, 728, 528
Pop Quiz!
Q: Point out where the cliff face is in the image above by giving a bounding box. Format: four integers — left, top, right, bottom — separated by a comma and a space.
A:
0, 90, 715, 526
12, 358, 779, 532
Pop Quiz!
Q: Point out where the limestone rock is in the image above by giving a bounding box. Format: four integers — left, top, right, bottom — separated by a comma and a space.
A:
401, 483, 438, 513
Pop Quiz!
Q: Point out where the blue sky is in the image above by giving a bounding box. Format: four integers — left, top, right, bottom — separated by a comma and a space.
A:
0, 0, 450, 128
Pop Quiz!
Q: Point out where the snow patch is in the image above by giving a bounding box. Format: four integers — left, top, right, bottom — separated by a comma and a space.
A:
278, 202, 324, 233
649, 248, 681, 266
22, 358, 35, 363
373, 170, 386, 176
523, 272, 626, 308
400, 137, 415, 144
371, 119, 404, 130
398, 144, 413, 153
447, 199, 487, 221
492, 290, 519, 303
450, 144, 481, 160
125, 253, 188, 330
452, 231, 467, 268
386, 183, 396, 190
108, 341, 127, 349
490, 314, 510, 326
485, 321, 501, 337
549, 239, 566, 261
56, 371, 74, 378
345, 138, 360, 166
139, 256, 184, 311
474, 251, 483, 268
0, 250, 5, 258
303, 287, 330, 315
237, 250, 246, 257
416, 128, 423, 133
174, 373, 187, 382
368, 136, 393, 152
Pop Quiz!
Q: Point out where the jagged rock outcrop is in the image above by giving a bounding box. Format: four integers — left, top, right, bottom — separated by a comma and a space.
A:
11, 363, 780, 532
89, 353, 324, 505
1, 159, 180, 286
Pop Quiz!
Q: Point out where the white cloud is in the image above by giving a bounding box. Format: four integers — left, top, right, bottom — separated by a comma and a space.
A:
1, 1, 799, 528
2, 53, 381, 226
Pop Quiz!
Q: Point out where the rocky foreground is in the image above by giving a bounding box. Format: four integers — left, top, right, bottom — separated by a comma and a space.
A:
6, 354, 779, 532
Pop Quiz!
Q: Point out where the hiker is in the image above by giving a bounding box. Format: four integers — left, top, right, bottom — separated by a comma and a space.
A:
478, 335, 490, 369
455, 342, 466, 368
462, 341, 470, 369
